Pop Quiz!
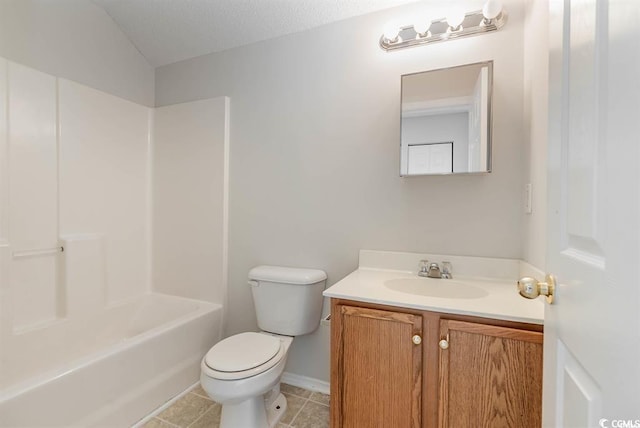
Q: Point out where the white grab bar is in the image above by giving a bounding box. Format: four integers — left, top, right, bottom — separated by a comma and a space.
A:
12, 246, 64, 259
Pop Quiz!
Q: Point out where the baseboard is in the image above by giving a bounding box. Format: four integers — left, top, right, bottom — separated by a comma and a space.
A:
281, 372, 330, 395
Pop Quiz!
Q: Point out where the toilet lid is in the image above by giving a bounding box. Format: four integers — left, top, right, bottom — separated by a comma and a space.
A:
205, 332, 281, 372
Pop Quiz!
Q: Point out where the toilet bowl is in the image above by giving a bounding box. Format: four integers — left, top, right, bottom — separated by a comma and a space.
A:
201, 332, 293, 427
200, 265, 327, 428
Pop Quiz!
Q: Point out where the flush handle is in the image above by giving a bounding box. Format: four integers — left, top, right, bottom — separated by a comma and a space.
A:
517, 274, 556, 304
412, 335, 422, 345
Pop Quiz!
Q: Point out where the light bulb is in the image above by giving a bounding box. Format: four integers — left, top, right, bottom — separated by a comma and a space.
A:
383, 21, 400, 42
446, 7, 465, 30
482, 0, 503, 20
413, 19, 432, 36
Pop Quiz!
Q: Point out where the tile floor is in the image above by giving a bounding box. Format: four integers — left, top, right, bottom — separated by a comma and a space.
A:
142, 383, 330, 428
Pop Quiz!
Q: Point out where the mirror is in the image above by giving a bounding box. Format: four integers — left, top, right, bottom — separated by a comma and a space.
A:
400, 61, 492, 176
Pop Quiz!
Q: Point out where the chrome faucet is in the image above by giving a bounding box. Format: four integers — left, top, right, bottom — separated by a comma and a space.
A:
418, 260, 452, 279
427, 263, 442, 278
441, 261, 453, 279
418, 260, 430, 277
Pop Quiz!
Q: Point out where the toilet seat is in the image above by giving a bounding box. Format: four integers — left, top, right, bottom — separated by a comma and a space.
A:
203, 332, 285, 380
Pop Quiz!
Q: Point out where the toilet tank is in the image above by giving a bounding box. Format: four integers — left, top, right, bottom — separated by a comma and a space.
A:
248, 265, 327, 336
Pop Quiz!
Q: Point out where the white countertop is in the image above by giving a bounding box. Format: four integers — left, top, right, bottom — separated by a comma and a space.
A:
323, 268, 545, 325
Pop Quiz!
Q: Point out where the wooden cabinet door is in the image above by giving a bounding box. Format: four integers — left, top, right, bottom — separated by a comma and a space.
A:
331, 305, 422, 428
438, 320, 543, 428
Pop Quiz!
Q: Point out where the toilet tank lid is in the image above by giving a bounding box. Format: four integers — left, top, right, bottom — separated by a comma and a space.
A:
249, 265, 327, 285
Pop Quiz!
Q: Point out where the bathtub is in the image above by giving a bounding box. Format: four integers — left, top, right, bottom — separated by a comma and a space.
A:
0, 293, 222, 427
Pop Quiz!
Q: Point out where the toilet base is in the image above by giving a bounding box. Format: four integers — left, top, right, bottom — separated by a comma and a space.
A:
219, 391, 287, 428
266, 392, 287, 427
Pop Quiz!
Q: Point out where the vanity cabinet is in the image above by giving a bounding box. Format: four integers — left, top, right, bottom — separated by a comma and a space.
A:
331, 305, 423, 427
330, 299, 543, 428
438, 320, 543, 428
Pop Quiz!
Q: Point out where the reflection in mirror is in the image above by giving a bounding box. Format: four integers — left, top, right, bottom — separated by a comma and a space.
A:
400, 62, 492, 176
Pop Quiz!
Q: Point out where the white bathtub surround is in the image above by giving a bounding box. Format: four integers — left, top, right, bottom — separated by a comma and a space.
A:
60, 234, 106, 318
323, 250, 544, 324
0, 294, 222, 427
58, 77, 151, 305
0, 57, 229, 426
1, 59, 153, 337
7, 61, 59, 331
152, 97, 230, 305
0, 57, 152, 334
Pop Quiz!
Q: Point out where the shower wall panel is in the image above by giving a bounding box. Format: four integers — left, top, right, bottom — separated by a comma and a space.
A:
0, 58, 152, 334
7, 62, 59, 330
58, 79, 151, 305
152, 97, 229, 304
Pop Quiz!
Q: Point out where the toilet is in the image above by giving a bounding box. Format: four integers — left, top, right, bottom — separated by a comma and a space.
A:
200, 265, 327, 428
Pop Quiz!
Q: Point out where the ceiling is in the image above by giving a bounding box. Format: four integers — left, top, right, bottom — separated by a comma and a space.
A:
92, 0, 420, 67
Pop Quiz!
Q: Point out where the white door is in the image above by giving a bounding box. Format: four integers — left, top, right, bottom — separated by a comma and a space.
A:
543, 0, 640, 426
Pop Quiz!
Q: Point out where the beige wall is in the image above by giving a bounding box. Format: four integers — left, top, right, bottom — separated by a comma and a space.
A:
0, 0, 154, 106
155, 0, 527, 382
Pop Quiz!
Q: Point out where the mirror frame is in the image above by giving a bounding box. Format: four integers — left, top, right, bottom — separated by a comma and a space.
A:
399, 61, 494, 177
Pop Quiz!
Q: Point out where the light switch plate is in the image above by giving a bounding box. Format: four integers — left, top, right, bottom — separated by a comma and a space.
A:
525, 183, 533, 214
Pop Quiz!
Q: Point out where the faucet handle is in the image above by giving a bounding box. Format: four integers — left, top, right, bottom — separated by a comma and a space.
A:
418, 260, 429, 276
441, 261, 453, 279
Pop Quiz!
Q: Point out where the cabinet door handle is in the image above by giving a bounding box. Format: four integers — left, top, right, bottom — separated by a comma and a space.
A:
412, 334, 422, 345
439, 334, 450, 350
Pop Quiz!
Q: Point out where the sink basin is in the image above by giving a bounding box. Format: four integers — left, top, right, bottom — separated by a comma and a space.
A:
384, 278, 489, 299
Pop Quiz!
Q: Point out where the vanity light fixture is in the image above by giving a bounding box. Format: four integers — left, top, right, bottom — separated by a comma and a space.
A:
380, 0, 506, 51
445, 6, 465, 32
383, 20, 402, 43
412, 18, 432, 38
